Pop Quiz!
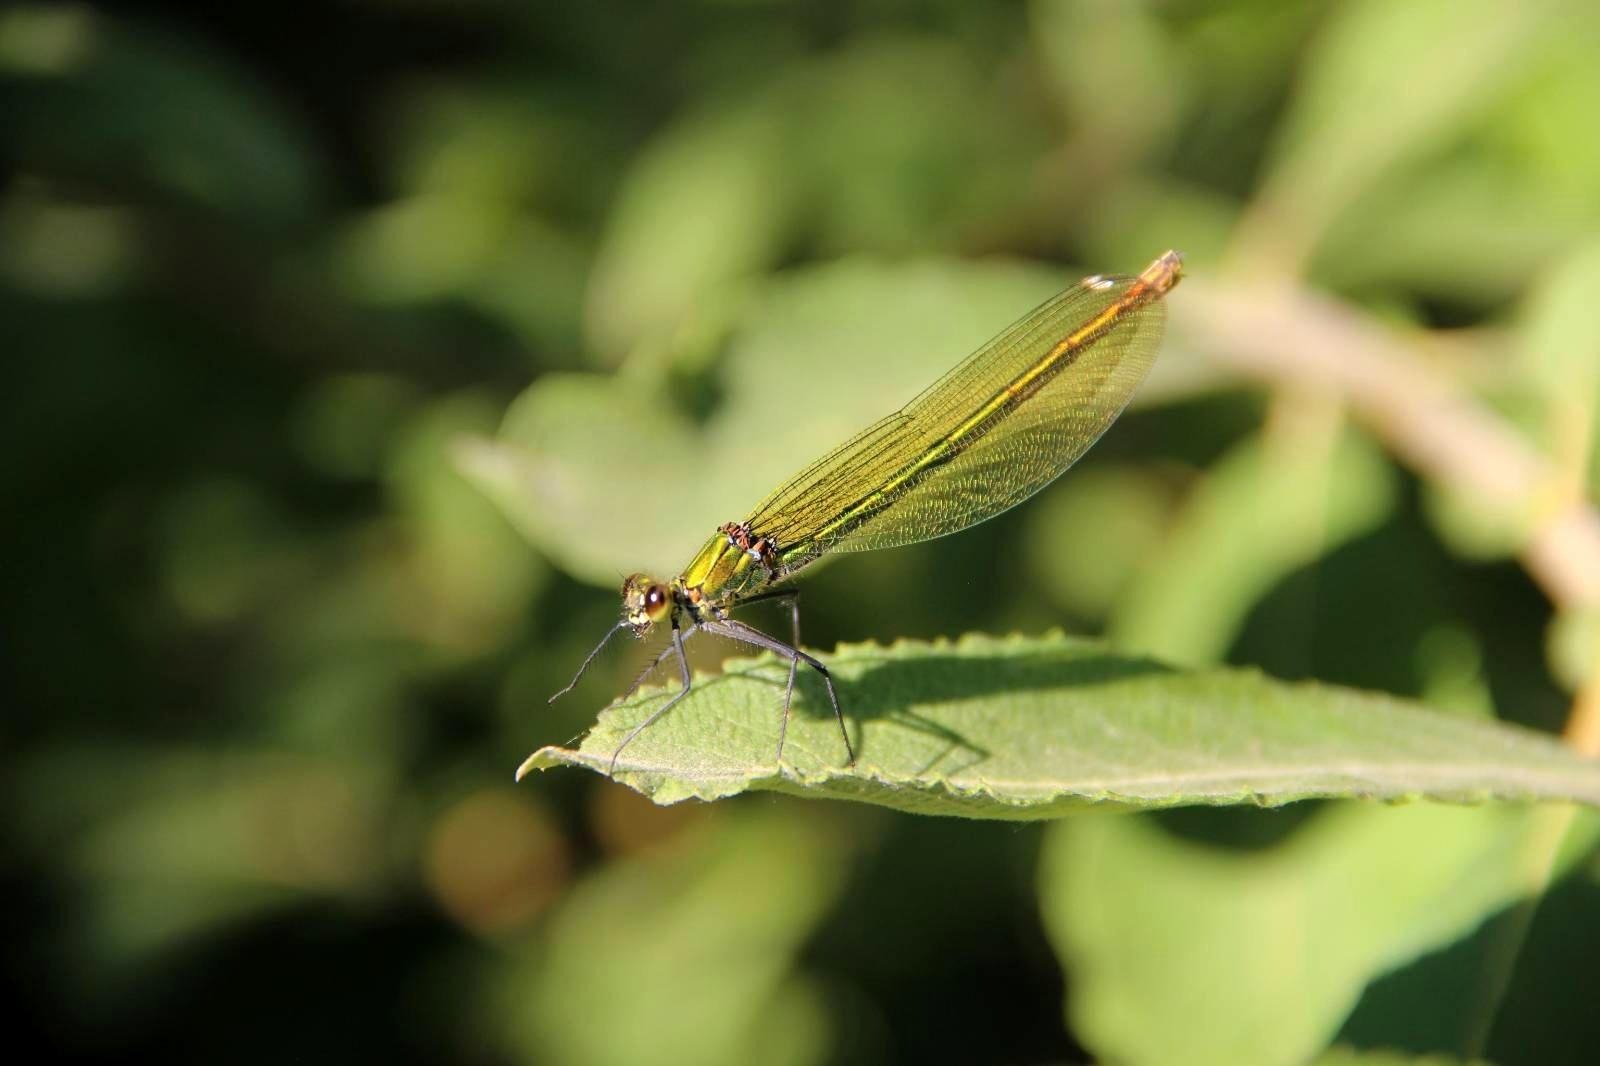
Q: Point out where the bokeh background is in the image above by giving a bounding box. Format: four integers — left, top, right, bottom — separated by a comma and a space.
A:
4, 1, 1599, 1063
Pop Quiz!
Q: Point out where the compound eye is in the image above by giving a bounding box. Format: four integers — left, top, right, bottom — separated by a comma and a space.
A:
643, 584, 669, 619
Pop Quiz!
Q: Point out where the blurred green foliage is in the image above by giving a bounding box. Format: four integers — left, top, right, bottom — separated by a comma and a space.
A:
4, 2, 1599, 1064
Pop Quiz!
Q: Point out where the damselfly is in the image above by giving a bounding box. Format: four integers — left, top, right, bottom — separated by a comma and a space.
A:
554, 251, 1184, 772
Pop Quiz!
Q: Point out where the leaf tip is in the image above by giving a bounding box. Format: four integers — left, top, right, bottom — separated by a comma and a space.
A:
515, 745, 576, 781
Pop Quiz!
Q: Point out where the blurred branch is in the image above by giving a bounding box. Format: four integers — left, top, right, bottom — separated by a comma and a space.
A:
1566, 678, 1600, 757
1178, 278, 1600, 612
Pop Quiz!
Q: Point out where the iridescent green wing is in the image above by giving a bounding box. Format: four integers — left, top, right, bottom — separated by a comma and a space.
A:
743, 253, 1181, 577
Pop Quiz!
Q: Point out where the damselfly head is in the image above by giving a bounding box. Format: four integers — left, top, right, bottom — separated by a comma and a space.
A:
621, 573, 672, 634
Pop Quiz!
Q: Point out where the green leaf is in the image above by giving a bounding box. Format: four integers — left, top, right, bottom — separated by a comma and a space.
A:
518, 633, 1600, 816
583, 99, 797, 362
793, 37, 1049, 255
455, 372, 704, 584
1031, 0, 1182, 165
1245, 0, 1562, 268
1039, 802, 1597, 1066
1520, 237, 1600, 489
385, 391, 546, 654
13, 748, 392, 967
495, 808, 846, 1066
1312, 29, 1600, 300
1023, 464, 1175, 620
1548, 605, 1600, 691
1109, 423, 1396, 665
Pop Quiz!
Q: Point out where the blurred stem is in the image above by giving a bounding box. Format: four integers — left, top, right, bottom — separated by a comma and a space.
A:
1564, 674, 1600, 757
1224, 193, 1316, 282
1178, 277, 1600, 612
1551, 343, 1600, 752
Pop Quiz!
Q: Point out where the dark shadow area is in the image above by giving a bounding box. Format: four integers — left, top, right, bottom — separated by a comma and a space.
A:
843, 647, 1175, 709
1236, 474, 1568, 734
804, 815, 1077, 1066
1151, 801, 1325, 851
1338, 862, 1600, 1065
636, 640, 1176, 769
841, 649, 1172, 765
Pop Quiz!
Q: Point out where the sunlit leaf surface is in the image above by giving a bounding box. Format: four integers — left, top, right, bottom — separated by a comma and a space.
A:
521, 633, 1600, 816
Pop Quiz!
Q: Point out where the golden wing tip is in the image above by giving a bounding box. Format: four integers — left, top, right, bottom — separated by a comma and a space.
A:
1140, 250, 1184, 296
